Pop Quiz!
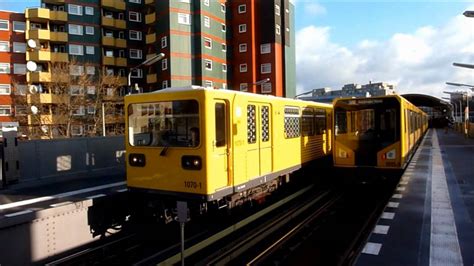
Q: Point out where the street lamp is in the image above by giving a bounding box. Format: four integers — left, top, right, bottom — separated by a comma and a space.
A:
453, 62, 474, 69
250, 78, 270, 93
463, 10, 474, 17
128, 52, 165, 94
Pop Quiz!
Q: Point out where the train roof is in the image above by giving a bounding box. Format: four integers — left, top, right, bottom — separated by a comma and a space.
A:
127, 86, 333, 108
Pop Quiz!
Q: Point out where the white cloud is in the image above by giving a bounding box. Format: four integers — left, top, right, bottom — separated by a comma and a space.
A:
304, 2, 326, 16
296, 12, 474, 98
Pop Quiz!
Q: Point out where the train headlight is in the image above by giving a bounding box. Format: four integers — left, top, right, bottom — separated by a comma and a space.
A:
384, 149, 396, 160
338, 149, 348, 158
129, 153, 146, 167
182, 156, 202, 170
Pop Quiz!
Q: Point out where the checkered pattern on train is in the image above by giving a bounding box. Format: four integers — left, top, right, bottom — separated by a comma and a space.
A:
247, 105, 257, 143
284, 117, 300, 138
261, 106, 269, 142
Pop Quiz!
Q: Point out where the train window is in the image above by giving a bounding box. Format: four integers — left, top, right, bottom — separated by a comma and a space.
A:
302, 108, 314, 136
128, 100, 200, 147
284, 106, 300, 138
314, 109, 326, 135
261, 106, 270, 142
215, 102, 226, 147
335, 110, 347, 135
247, 105, 257, 144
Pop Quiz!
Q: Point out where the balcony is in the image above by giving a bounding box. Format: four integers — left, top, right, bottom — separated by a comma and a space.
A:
27, 72, 52, 83
146, 33, 156, 44
145, 0, 154, 5
26, 29, 50, 41
50, 31, 68, 42
27, 50, 51, 62
147, 74, 157, 84
27, 93, 68, 104
102, 36, 127, 48
102, 16, 126, 29
145, 13, 156, 24
102, 57, 115, 66
25, 8, 67, 22
51, 52, 69, 62
115, 57, 127, 67
101, 0, 126, 11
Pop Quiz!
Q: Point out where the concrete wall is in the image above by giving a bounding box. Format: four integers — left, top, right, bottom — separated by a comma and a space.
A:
17, 136, 125, 183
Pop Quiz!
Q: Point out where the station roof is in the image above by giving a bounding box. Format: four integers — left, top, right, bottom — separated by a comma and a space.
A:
401, 94, 452, 110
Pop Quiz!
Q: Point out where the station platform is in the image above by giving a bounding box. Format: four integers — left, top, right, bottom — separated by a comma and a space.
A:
357, 129, 474, 266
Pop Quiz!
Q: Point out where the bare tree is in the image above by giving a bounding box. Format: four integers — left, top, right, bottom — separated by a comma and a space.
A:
11, 60, 126, 139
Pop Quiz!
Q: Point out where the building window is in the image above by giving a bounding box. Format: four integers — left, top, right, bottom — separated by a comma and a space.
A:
204, 37, 212, 49
13, 42, 26, 53
86, 66, 95, 75
239, 24, 247, 33
221, 3, 226, 13
204, 16, 210, 28
240, 83, 248, 92
204, 0, 209, 6
69, 44, 84, 55
15, 106, 27, 116
13, 21, 25, 32
162, 80, 168, 89
261, 63, 271, 74
105, 50, 114, 57
85, 46, 95, 55
70, 85, 84, 95
129, 0, 141, 3
130, 69, 143, 78
130, 49, 142, 59
69, 24, 83, 35
161, 36, 167, 48
0, 63, 10, 74
275, 4, 281, 16
239, 43, 247, 52
129, 11, 142, 22
221, 43, 226, 52
87, 106, 96, 114
261, 83, 272, 93
162, 59, 168, 70
0, 106, 11, 116
240, 64, 247, 73
0, 41, 8, 52
87, 86, 96, 94
13, 64, 26, 74
0, 20, 8, 31
221, 24, 226, 32
222, 63, 227, 72
238, 4, 246, 13
0, 84, 11, 95
85, 6, 94, 15
68, 4, 83, 15
260, 43, 271, 54
71, 125, 84, 135
276, 24, 281, 35
178, 13, 191, 25
129, 30, 142, 40
204, 80, 213, 87
85, 26, 94, 35
70, 65, 84, 76
15, 84, 27, 95
204, 59, 212, 71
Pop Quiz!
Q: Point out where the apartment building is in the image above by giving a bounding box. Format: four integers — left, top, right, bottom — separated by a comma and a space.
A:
2, 0, 295, 138
0, 11, 26, 123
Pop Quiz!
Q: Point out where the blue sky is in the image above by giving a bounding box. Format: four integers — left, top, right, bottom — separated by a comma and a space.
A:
1, 0, 473, 96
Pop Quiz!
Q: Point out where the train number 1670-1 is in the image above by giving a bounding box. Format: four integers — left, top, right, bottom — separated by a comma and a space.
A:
184, 181, 202, 189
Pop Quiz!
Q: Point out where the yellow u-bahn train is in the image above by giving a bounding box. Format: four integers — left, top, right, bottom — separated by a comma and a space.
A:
333, 95, 428, 170
125, 86, 332, 218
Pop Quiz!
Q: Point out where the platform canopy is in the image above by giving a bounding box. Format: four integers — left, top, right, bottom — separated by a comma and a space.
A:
401, 94, 452, 111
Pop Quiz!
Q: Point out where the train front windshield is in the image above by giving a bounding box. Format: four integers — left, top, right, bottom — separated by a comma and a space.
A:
335, 98, 400, 166
128, 100, 200, 148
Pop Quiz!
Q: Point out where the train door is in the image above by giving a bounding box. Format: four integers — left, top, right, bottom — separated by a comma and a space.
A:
246, 103, 273, 179
213, 100, 231, 189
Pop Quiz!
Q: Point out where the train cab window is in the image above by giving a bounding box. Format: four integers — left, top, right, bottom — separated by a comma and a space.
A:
284, 106, 300, 138
335, 110, 347, 135
314, 109, 326, 135
215, 102, 226, 147
247, 105, 257, 143
302, 108, 314, 136
128, 100, 200, 147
